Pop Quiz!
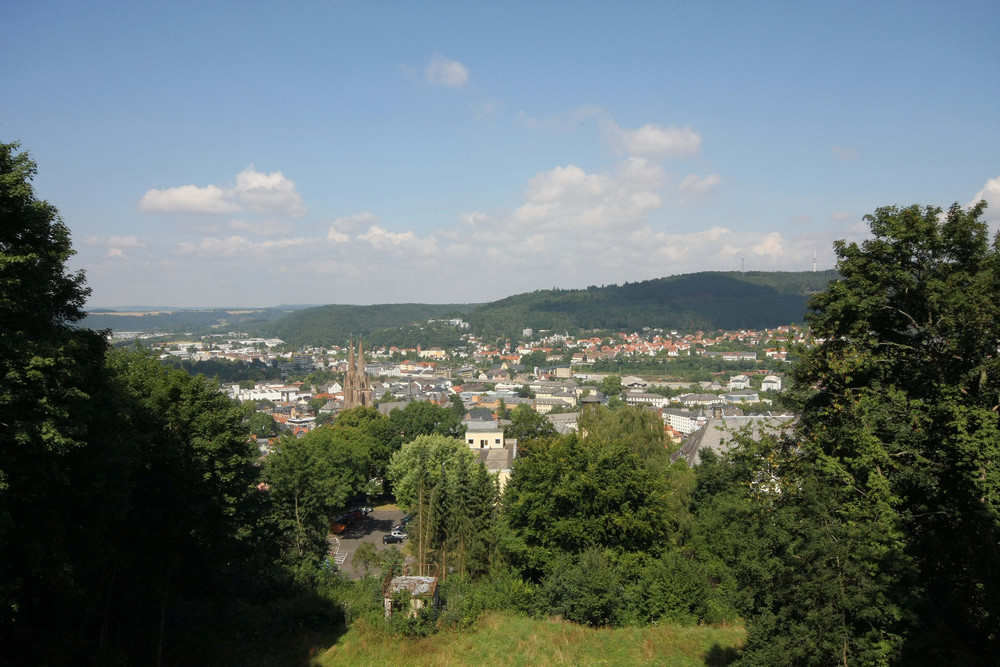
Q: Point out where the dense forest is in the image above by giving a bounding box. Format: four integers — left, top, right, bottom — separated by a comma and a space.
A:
251, 303, 478, 347
248, 271, 834, 348
82, 270, 832, 349
82, 306, 300, 335
465, 270, 838, 340
4, 142, 999, 665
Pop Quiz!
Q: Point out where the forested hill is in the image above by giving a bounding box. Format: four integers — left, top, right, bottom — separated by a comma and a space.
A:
466, 270, 838, 339
251, 270, 836, 346
252, 303, 479, 347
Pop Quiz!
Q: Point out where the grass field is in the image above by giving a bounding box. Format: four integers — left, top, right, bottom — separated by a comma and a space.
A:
315, 613, 744, 666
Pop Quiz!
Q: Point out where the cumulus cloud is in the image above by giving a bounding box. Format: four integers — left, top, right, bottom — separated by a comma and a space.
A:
330, 212, 378, 234
138, 166, 306, 220
85, 234, 146, 247
969, 175, 1000, 226
425, 55, 469, 86
327, 229, 350, 244
176, 235, 311, 258
138, 184, 240, 214
676, 173, 720, 205
510, 158, 666, 233
606, 120, 701, 158
357, 225, 439, 255
233, 166, 306, 217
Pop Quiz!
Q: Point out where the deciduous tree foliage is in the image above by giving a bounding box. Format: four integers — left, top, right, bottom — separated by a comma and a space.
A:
711, 202, 1000, 664
503, 403, 557, 447
1, 141, 110, 648
501, 407, 691, 580
1, 143, 271, 664
264, 426, 371, 566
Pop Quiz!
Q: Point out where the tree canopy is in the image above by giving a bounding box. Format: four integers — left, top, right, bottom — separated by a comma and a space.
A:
704, 202, 1000, 664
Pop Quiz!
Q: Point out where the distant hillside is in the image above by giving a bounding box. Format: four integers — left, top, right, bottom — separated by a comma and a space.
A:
467, 270, 838, 339
251, 303, 479, 347
249, 270, 836, 347
81, 307, 301, 335
92, 271, 837, 345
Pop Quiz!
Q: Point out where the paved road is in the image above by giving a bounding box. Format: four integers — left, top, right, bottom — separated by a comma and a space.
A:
328, 504, 413, 578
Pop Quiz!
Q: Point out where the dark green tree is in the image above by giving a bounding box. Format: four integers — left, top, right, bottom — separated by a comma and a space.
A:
248, 410, 279, 438
264, 426, 371, 566
500, 407, 692, 580
0, 142, 112, 654
599, 374, 623, 397
387, 435, 496, 577
448, 392, 467, 419
503, 403, 557, 447
712, 202, 1000, 665
388, 399, 465, 445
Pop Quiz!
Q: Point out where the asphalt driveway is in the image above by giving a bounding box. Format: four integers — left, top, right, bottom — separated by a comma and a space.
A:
328, 504, 413, 578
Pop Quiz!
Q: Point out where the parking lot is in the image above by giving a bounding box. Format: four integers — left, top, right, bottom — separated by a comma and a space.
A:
328, 504, 413, 578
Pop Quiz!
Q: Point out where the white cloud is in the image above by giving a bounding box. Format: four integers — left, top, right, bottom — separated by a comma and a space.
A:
330, 212, 378, 234
425, 55, 469, 86
85, 234, 146, 247
511, 158, 666, 233
177, 235, 311, 258
138, 166, 306, 220
138, 184, 240, 214
676, 173, 720, 205
357, 225, 439, 255
969, 175, 1000, 226
607, 121, 701, 158
232, 166, 306, 218
830, 211, 856, 222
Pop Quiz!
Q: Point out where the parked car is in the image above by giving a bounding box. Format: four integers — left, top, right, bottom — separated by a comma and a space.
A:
330, 522, 347, 535
382, 534, 405, 544
353, 505, 373, 514
390, 529, 407, 539
401, 515, 413, 524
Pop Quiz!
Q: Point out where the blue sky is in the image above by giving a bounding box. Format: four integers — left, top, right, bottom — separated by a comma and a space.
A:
4, 1, 998, 307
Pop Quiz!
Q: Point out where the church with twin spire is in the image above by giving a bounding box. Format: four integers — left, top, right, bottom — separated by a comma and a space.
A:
342, 338, 374, 410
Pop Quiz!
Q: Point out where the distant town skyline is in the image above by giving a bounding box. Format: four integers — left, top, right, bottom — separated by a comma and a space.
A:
4, 1, 998, 307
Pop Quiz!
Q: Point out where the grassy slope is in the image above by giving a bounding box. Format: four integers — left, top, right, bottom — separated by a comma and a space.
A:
316, 613, 744, 667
